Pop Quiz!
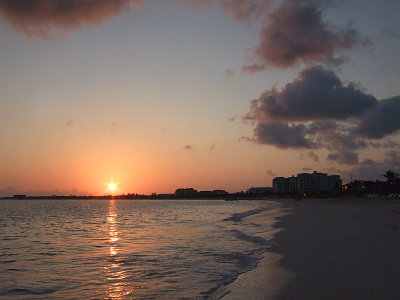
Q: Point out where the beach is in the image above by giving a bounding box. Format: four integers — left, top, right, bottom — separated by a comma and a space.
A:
224, 198, 400, 299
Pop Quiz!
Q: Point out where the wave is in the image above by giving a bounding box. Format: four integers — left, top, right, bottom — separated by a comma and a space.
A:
0, 259, 16, 264
0, 287, 57, 296
202, 251, 262, 299
224, 206, 271, 222
231, 228, 272, 246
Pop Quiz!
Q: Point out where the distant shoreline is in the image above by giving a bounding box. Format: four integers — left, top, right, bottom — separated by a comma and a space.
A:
1, 193, 399, 201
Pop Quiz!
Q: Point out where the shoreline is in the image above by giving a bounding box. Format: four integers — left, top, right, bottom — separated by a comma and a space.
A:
222, 200, 293, 299
223, 198, 400, 299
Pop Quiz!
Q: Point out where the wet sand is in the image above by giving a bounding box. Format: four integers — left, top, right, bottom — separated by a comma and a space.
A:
223, 198, 400, 299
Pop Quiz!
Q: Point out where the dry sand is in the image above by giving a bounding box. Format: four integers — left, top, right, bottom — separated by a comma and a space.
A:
223, 198, 400, 300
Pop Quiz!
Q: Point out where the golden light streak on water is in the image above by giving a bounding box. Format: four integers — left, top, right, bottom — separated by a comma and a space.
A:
104, 199, 134, 299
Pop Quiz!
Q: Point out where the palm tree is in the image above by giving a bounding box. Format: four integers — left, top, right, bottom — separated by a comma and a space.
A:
383, 169, 399, 183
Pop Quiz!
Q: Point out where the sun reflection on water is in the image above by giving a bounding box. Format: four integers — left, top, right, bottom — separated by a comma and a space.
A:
104, 199, 133, 299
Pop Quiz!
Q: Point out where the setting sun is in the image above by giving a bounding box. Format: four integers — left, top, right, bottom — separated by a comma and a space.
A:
108, 183, 117, 193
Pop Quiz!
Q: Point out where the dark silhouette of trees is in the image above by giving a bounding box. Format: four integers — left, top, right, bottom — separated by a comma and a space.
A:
382, 169, 400, 193
383, 169, 399, 183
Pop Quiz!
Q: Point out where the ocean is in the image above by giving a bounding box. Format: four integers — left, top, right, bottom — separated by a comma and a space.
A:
0, 199, 281, 299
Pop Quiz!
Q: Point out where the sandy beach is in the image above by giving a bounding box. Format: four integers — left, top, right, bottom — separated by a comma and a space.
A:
224, 198, 400, 299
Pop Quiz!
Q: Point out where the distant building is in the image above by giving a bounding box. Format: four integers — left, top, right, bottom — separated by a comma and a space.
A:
247, 187, 273, 196
175, 188, 198, 198
273, 171, 342, 194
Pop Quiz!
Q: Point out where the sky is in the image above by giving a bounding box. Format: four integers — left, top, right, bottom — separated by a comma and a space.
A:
0, 0, 399, 196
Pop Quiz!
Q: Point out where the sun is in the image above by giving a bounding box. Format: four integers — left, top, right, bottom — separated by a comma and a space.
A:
108, 183, 117, 193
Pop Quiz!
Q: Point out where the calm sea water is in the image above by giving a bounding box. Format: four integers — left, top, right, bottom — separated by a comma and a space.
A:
0, 199, 281, 299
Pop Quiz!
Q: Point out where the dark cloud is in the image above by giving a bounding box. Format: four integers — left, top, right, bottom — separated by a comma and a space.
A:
327, 151, 359, 165
361, 159, 377, 166
309, 120, 367, 151
253, 122, 316, 149
307, 151, 319, 162
243, 1, 369, 70
369, 142, 382, 148
384, 151, 400, 169
300, 151, 319, 161
245, 65, 400, 166
183, 144, 195, 151
246, 66, 377, 122
246, 65, 400, 150
355, 96, 400, 139
369, 139, 400, 149
267, 169, 276, 176
0, 0, 143, 38
302, 167, 312, 171
383, 140, 400, 149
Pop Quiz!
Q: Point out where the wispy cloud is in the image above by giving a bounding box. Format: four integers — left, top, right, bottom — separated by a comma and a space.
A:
267, 169, 276, 176
228, 115, 238, 122
306, 151, 319, 162
225, 68, 235, 77
175, 0, 271, 22
381, 27, 400, 40
110, 122, 121, 134
219, 0, 271, 22
183, 144, 196, 151
327, 151, 359, 165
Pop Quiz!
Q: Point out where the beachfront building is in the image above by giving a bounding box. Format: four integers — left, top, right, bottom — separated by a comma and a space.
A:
273, 171, 342, 194
272, 176, 297, 194
298, 171, 329, 193
328, 175, 342, 192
